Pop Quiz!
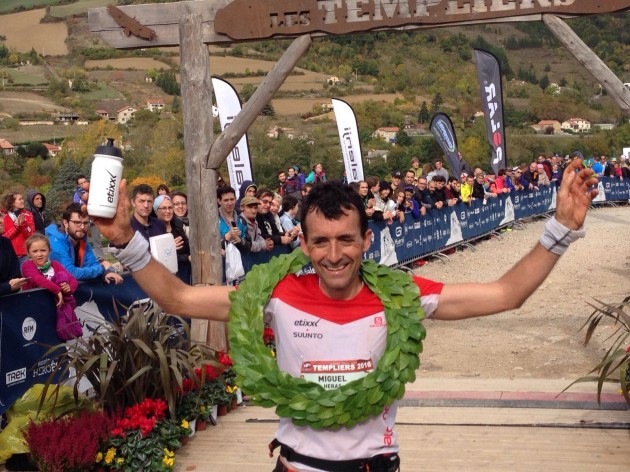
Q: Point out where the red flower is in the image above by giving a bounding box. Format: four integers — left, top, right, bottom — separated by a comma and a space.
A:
217, 350, 233, 367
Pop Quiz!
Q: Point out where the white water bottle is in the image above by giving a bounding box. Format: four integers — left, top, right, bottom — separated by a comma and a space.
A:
87, 138, 123, 218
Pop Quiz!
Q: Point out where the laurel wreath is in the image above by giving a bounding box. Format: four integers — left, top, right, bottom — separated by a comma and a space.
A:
227, 250, 426, 430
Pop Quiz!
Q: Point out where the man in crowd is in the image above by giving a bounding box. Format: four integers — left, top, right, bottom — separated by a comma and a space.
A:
47, 203, 123, 284
218, 186, 250, 252
130, 184, 166, 240
256, 188, 293, 249
461, 174, 475, 203
390, 170, 403, 194
95, 158, 597, 471
445, 177, 461, 201
239, 195, 270, 252
74, 174, 105, 261
522, 162, 539, 190
433, 159, 450, 181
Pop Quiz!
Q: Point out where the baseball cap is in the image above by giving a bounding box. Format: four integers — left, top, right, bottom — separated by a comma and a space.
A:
391, 170, 402, 178
380, 181, 392, 192
240, 196, 260, 207
611, 157, 617, 162
512, 166, 520, 171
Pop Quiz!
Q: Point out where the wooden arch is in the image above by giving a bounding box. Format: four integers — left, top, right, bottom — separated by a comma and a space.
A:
88, 0, 630, 347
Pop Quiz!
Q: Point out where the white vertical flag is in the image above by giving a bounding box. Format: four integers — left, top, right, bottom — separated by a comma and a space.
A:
211, 77, 253, 198
332, 98, 364, 183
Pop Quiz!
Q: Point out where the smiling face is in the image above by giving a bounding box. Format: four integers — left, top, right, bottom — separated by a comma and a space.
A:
300, 207, 371, 300
27, 239, 50, 267
172, 195, 187, 217
12, 194, 25, 211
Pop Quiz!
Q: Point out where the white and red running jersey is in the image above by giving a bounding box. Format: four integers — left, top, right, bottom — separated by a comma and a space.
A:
264, 273, 443, 471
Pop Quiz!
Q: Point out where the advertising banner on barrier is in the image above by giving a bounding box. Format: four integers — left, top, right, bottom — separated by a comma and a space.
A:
430, 112, 462, 178
332, 98, 364, 182
475, 49, 507, 174
0, 278, 149, 415
212, 77, 254, 198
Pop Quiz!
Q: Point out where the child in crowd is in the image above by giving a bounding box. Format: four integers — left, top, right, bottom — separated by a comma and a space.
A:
21, 234, 82, 341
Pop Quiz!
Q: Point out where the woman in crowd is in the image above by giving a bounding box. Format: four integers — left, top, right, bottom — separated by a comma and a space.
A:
156, 184, 171, 196
154, 195, 191, 284
305, 163, 327, 184
490, 169, 511, 194
279, 194, 301, 249
21, 234, 82, 340
26, 190, 49, 234
170, 191, 190, 238
2, 192, 35, 263
0, 216, 28, 296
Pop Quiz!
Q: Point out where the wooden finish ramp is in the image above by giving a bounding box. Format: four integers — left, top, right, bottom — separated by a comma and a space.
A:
174, 378, 630, 472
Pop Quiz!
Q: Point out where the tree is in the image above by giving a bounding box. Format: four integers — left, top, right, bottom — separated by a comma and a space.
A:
539, 74, 550, 91
418, 101, 430, 124
46, 155, 81, 220
431, 92, 443, 113
395, 128, 412, 147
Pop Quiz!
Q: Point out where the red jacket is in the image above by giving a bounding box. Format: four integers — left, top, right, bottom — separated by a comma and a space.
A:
3, 210, 35, 257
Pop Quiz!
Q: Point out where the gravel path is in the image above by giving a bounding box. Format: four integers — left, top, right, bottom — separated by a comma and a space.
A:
415, 206, 630, 381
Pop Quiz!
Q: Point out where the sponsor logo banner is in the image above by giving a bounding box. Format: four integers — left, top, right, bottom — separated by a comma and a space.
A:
430, 112, 462, 178
332, 98, 364, 182
212, 77, 254, 198
475, 49, 507, 174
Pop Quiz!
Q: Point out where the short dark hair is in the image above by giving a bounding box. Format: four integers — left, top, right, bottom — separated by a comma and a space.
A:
432, 175, 446, 183
281, 194, 299, 213
75, 174, 86, 185
447, 177, 459, 184
255, 188, 274, 200
63, 202, 84, 221
132, 184, 154, 199
170, 190, 187, 201
217, 186, 236, 200
156, 183, 170, 194
300, 182, 368, 241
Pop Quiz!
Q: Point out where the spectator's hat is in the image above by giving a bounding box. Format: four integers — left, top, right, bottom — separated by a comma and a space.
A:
391, 170, 402, 179
240, 196, 260, 207
505, 167, 513, 172
153, 195, 171, 213
536, 163, 544, 169
380, 180, 392, 192
512, 166, 520, 171
611, 157, 617, 162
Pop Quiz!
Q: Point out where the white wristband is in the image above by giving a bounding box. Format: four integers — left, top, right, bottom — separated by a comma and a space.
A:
108, 232, 152, 272
539, 216, 585, 255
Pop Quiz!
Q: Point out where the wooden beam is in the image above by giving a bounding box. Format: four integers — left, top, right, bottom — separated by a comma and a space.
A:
207, 34, 312, 169
543, 14, 630, 116
87, 0, 626, 48
179, 14, 226, 350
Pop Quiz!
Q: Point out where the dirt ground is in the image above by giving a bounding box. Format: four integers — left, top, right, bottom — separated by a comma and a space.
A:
415, 205, 630, 381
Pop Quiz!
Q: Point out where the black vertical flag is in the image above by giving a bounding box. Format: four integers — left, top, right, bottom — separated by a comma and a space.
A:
429, 112, 462, 179
474, 49, 507, 174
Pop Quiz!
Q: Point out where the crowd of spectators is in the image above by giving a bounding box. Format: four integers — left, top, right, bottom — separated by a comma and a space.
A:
1, 152, 629, 295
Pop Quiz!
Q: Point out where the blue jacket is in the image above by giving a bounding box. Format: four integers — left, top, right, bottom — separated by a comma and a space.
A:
45, 223, 104, 281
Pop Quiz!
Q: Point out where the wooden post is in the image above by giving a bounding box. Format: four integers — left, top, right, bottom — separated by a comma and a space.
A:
543, 14, 630, 116
179, 14, 226, 349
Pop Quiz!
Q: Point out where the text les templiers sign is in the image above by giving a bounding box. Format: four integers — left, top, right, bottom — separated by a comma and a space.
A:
214, 0, 630, 41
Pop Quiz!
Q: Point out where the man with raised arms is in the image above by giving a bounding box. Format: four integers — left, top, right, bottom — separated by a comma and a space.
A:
95, 158, 597, 472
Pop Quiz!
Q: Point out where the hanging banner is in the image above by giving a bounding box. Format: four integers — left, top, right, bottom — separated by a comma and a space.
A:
429, 112, 462, 179
475, 49, 507, 174
332, 98, 364, 182
211, 77, 253, 198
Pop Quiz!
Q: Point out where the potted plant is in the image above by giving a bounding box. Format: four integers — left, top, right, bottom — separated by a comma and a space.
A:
39, 301, 216, 419
23, 409, 115, 472
99, 398, 177, 471
569, 296, 630, 405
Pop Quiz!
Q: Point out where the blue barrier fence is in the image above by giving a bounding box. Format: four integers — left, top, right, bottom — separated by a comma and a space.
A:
1, 177, 628, 413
